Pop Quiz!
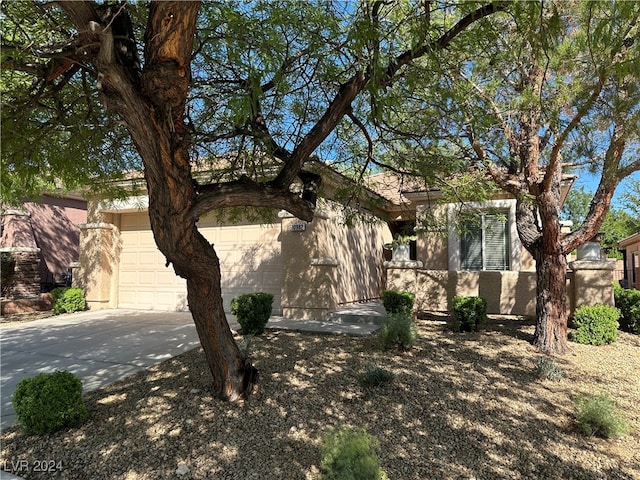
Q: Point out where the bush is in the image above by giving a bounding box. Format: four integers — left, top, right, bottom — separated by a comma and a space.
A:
358, 364, 394, 389
320, 427, 386, 480
534, 356, 564, 381
452, 295, 487, 332
50, 287, 86, 315
13, 371, 88, 435
230, 292, 273, 335
379, 312, 417, 350
381, 290, 414, 315
575, 393, 629, 438
614, 284, 640, 335
571, 304, 619, 345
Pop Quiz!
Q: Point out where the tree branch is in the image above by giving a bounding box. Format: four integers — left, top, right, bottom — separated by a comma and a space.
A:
383, 1, 509, 83
189, 176, 315, 222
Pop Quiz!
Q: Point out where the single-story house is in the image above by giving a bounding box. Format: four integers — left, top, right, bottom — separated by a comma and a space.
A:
74, 168, 615, 319
618, 232, 640, 289
1, 193, 87, 313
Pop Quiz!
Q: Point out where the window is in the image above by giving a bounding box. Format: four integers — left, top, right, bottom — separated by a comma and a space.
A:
460, 213, 510, 271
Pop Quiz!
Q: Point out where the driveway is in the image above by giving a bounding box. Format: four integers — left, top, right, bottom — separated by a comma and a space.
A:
0, 309, 223, 430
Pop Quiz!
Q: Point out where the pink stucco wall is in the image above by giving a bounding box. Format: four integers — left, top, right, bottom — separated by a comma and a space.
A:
1, 195, 88, 287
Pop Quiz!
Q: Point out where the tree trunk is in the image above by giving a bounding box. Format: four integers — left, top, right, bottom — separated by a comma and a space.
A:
532, 248, 569, 354
183, 232, 256, 401
146, 160, 255, 401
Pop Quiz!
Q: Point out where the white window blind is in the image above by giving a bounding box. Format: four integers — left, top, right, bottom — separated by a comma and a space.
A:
460, 213, 510, 271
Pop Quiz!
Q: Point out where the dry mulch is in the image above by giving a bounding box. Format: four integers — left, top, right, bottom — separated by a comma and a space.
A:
1, 315, 639, 479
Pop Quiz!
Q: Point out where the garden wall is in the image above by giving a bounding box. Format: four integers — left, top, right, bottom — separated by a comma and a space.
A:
386, 260, 615, 317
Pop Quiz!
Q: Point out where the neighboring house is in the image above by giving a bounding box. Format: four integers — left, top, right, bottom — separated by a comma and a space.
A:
1, 193, 87, 313
75, 168, 614, 319
618, 232, 640, 289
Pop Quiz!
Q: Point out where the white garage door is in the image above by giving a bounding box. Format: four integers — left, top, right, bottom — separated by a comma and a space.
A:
117, 213, 282, 313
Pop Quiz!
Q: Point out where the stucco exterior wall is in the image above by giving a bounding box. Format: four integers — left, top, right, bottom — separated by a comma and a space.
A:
23, 195, 87, 285
281, 207, 390, 320
387, 263, 609, 317
619, 234, 640, 290
73, 223, 120, 310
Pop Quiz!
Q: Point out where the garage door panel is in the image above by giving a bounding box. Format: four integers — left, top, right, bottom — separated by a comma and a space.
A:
261, 272, 282, 287
118, 214, 282, 312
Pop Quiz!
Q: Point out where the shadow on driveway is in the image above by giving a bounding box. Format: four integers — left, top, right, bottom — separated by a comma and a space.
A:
0, 309, 208, 430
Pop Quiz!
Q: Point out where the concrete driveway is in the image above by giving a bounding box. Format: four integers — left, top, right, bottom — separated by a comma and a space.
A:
0, 309, 221, 430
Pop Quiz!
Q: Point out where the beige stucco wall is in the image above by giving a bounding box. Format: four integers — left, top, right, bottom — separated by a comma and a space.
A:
570, 260, 617, 309
415, 202, 536, 272
387, 261, 610, 317
74, 222, 121, 310
280, 207, 390, 320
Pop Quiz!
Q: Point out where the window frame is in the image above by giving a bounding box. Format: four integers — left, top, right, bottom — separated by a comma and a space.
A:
460, 211, 510, 271
447, 199, 521, 272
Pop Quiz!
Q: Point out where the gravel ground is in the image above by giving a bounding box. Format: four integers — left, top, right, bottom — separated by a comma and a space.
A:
1, 314, 639, 480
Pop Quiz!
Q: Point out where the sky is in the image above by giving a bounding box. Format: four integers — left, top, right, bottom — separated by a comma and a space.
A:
572, 169, 639, 212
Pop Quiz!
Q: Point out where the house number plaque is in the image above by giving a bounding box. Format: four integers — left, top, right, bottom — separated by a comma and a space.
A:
291, 222, 306, 232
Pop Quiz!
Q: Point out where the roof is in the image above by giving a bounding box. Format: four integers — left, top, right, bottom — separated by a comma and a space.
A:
618, 231, 640, 248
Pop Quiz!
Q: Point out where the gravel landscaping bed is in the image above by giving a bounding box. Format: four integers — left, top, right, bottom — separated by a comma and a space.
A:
1, 315, 639, 479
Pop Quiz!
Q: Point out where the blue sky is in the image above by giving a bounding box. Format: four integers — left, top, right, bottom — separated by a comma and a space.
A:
572, 170, 639, 212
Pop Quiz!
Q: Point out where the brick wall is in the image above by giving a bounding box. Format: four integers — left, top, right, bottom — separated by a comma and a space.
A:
1, 249, 41, 299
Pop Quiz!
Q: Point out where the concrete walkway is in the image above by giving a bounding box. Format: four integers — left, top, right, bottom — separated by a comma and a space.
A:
0, 305, 382, 432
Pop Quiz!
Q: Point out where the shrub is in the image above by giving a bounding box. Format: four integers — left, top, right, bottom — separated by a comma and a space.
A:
320, 427, 386, 480
381, 290, 414, 315
230, 292, 273, 335
379, 312, 417, 350
614, 284, 640, 335
358, 364, 394, 389
575, 393, 629, 438
452, 295, 487, 332
50, 287, 86, 315
571, 304, 619, 345
534, 356, 564, 381
13, 371, 88, 435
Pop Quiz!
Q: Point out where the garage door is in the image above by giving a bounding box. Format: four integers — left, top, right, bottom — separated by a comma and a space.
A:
117, 212, 282, 313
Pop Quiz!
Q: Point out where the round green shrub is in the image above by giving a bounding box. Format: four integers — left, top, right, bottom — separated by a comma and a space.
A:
614, 284, 640, 334
13, 371, 88, 435
452, 295, 487, 332
379, 312, 418, 350
230, 292, 273, 335
571, 304, 619, 345
51, 287, 87, 315
320, 427, 385, 480
381, 290, 414, 315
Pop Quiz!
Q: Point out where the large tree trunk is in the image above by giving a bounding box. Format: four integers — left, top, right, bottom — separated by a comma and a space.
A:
58, 1, 255, 400
532, 248, 569, 354
143, 139, 255, 401
183, 232, 256, 401
530, 175, 570, 354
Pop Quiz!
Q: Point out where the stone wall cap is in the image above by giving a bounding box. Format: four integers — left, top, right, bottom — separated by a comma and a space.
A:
568, 259, 617, 270
1, 209, 30, 216
80, 222, 116, 230
0, 247, 40, 253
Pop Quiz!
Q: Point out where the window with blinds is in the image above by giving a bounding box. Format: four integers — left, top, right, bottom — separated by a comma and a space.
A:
460, 213, 510, 271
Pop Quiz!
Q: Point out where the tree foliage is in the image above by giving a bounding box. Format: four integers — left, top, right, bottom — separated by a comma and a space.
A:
372, 1, 640, 353
1, 0, 506, 398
